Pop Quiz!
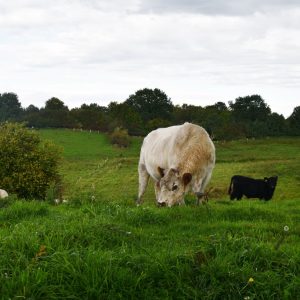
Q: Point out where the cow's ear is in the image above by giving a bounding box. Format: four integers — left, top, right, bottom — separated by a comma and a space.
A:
182, 173, 192, 186
158, 167, 165, 177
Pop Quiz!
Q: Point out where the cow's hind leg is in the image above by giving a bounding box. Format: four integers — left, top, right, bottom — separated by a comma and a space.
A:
137, 163, 150, 205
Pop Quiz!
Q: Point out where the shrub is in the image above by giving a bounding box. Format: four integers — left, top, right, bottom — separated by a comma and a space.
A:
0, 122, 62, 199
109, 127, 130, 148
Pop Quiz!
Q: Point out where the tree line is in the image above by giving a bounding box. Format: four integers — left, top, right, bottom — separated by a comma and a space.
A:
0, 89, 299, 140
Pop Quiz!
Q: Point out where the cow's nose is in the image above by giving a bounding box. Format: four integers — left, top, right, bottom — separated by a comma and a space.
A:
158, 202, 166, 207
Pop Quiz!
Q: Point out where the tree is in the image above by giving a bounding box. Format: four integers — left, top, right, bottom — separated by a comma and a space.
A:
287, 106, 300, 135
0, 92, 23, 122
229, 95, 271, 122
266, 113, 287, 136
39, 97, 75, 128
0, 123, 61, 199
202, 103, 232, 139
70, 103, 108, 131
107, 102, 144, 135
26, 104, 40, 114
125, 88, 173, 122
206, 102, 228, 112
172, 104, 205, 124
23, 105, 40, 127
45, 97, 68, 111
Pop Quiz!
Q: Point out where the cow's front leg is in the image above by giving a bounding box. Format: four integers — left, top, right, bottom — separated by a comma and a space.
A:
154, 181, 161, 203
137, 163, 150, 205
193, 178, 206, 205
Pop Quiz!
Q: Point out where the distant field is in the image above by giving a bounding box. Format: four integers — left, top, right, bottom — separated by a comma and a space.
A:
0, 129, 299, 299
39, 129, 300, 203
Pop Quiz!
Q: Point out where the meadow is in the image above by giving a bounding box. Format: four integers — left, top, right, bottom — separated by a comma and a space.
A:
0, 129, 299, 299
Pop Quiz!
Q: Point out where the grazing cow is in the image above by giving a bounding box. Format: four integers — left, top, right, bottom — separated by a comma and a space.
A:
0, 189, 8, 199
137, 122, 215, 207
228, 175, 278, 201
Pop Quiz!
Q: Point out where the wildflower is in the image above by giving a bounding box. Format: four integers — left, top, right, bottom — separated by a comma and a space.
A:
248, 277, 254, 284
244, 297, 250, 300
284, 225, 289, 232
126, 231, 132, 235
91, 195, 95, 201
54, 198, 60, 205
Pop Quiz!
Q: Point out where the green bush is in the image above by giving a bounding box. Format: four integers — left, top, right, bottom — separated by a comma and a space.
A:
0, 122, 62, 199
109, 127, 130, 148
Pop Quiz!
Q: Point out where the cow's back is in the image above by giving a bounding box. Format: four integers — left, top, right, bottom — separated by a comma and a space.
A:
139, 123, 215, 179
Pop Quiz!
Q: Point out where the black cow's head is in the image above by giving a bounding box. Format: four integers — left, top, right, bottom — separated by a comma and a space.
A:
264, 176, 278, 200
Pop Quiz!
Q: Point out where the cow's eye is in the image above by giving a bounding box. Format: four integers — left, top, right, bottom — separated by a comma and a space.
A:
172, 185, 178, 191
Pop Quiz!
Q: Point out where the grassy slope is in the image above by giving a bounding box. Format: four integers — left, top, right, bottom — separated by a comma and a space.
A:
0, 129, 299, 299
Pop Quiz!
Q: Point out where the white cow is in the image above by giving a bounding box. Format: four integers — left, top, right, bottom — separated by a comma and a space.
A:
0, 189, 8, 199
137, 122, 215, 207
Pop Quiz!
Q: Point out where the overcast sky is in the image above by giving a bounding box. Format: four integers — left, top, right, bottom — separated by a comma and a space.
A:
1, 0, 299, 117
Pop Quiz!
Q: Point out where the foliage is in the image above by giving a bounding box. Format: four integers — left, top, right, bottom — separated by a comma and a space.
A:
0, 123, 62, 199
70, 103, 108, 131
125, 88, 173, 122
1, 90, 300, 139
0, 92, 23, 122
229, 94, 271, 122
40, 97, 76, 128
266, 113, 287, 136
107, 102, 144, 135
109, 127, 130, 148
288, 106, 300, 135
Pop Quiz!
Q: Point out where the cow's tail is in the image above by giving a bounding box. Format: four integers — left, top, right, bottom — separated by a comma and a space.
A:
228, 177, 234, 195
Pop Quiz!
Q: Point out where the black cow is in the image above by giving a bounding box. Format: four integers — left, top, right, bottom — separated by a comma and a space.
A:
228, 175, 278, 201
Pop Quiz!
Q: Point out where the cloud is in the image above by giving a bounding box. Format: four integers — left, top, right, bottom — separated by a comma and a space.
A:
138, 0, 300, 15
0, 0, 299, 117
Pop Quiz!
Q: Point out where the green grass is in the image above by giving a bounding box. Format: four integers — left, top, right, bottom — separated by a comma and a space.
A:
0, 129, 300, 299
38, 129, 141, 160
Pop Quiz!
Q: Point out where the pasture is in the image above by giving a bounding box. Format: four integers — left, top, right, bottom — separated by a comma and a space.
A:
0, 129, 299, 299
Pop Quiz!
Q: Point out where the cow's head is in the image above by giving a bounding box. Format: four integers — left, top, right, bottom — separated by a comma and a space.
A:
264, 176, 278, 200
156, 167, 192, 207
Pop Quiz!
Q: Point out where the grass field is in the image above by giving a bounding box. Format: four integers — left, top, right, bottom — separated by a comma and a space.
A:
0, 129, 299, 299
